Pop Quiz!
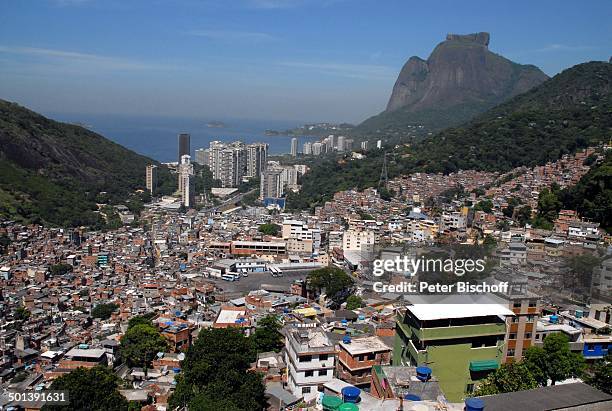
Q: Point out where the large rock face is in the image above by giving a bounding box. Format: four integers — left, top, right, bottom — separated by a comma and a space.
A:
356, 32, 549, 137
386, 32, 548, 113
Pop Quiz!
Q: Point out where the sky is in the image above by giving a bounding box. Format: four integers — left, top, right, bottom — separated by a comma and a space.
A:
0, 0, 610, 123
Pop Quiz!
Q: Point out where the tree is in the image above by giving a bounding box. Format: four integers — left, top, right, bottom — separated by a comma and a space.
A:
91, 303, 118, 320
127, 313, 156, 329
258, 223, 281, 236
473, 362, 538, 396
251, 315, 283, 353
0, 234, 11, 254
585, 355, 611, 394
524, 333, 586, 386
346, 295, 364, 310
533, 187, 561, 229
307, 266, 354, 304
42, 366, 128, 411
168, 328, 266, 411
50, 263, 73, 276
120, 323, 168, 368
515, 205, 532, 226
473, 199, 493, 213
14, 306, 30, 321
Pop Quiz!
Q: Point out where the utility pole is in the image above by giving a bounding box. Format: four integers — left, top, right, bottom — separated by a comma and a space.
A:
379, 152, 389, 188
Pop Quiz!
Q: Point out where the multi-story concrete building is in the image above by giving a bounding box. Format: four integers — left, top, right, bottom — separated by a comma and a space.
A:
312, 142, 324, 156
303, 142, 312, 155
178, 155, 195, 208
194, 148, 209, 166
497, 281, 540, 362
282, 220, 321, 254
145, 164, 158, 195
285, 327, 336, 401
337, 135, 346, 152
260, 168, 284, 199
337, 335, 391, 387
177, 133, 190, 162
342, 229, 375, 253
246, 143, 268, 178
290, 137, 298, 157
393, 304, 514, 401
209, 141, 246, 187
360, 141, 369, 151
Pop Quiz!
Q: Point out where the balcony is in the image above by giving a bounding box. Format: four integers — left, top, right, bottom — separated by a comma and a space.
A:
416, 323, 506, 341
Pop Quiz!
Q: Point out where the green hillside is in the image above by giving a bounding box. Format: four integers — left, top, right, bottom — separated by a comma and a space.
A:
0, 99, 168, 226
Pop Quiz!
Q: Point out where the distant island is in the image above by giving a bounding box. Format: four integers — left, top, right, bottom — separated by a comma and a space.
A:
206, 121, 227, 128
265, 122, 355, 137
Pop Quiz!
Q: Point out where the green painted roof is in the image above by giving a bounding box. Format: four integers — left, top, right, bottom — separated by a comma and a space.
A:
339, 403, 359, 411
469, 359, 499, 371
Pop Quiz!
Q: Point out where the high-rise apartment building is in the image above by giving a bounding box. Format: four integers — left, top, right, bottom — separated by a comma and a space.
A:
344, 138, 354, 152
246, 143, 268, 178
145, 164, 158, 195
260, 168, 284, 199
178, 133, 190, 162
337, 135, 346, 152
194, 148, 209, 166
361, 141, 369, 151
290, 137, 298, 157
303, 142, 312, 155
178, 155, 195, 208
312, 142, 324, 156
209, 141, 247, 188
328, 134, 336, 150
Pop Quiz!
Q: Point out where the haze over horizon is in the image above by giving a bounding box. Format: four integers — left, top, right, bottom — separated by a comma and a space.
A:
1, 0, 610, 124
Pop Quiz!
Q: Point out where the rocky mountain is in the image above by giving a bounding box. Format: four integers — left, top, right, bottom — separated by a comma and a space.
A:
0, 99, 167, 226
355, 32, 549, 137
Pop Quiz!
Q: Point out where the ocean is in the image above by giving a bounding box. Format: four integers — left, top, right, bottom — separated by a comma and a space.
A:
49, 113, 320, 162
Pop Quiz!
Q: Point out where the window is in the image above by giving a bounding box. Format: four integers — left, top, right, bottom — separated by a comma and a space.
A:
525, 332, 532, 339
511, 316, 519, 323
513, 302, 522, 308
466, 383, 475, 393
305, 370, 314, 377
302, 387, 311, 394
299, 355, 312, 362
367, 353, 376, 361
319, 354, 328, 361
507, 349, 515, 357
528, 301, 537, 307
509, 333, 517, 340
318, 370, 327, 376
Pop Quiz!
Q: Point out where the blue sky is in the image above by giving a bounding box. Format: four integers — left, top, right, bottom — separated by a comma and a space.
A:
0, 0, 610, 123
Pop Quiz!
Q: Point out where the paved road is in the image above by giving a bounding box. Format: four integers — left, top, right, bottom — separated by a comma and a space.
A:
201, 188, 258, 214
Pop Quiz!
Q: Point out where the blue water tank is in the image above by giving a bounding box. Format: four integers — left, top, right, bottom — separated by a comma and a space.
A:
550, 315, 559, 324
404, 394, 421, 401
342, 335, 352, 344
341, 319, 348, 325
341, 386, 361, 403
465, 397, 485, 411
416, 366, 432, 382
358, 314, 365, 321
